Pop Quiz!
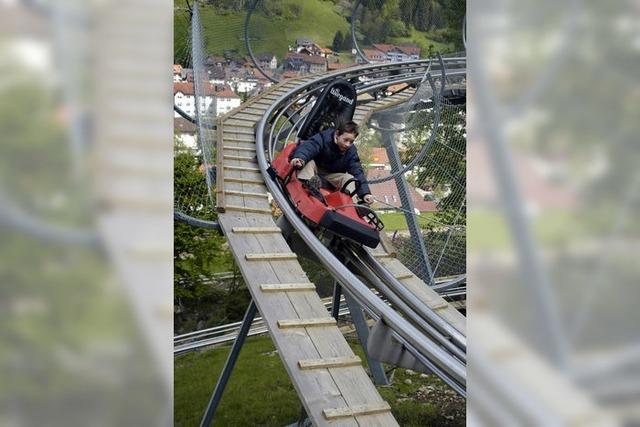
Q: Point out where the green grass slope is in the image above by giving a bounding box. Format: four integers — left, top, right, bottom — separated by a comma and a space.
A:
175, 0, 351, 64
175, 336, 299, 427
174, 0, 454, 66
175, 335, 465, 426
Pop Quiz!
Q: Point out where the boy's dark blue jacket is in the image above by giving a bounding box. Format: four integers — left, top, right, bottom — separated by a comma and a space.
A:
291, 128, 371, 198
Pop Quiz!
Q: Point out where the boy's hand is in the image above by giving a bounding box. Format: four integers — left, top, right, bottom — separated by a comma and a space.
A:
363, 194, 374, 204
291, 158, 304, 169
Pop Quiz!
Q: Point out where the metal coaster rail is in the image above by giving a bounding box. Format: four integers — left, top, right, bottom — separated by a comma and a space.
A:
254, 59, 468, 394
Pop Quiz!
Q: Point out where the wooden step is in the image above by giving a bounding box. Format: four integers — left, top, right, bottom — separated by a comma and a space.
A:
260, 283, 316, 292
223, 165, 260, 172
224, 177, 264, 185
253, 99, 275, 106
223, 154, 257, 162
225, 205, 272, 215
232, 112, 264, 120
223, 128, 254, 136
232, 226, 280, 234
239, 107, 268, 115
220, 190, 267, 199
323, 402, 392, 420
221, 135, 254, 142
223, 145, 256, 152
298, 356, 362, 370
224, 119, 255, 128
277, 317, 337, 329
245, 253, 297, 261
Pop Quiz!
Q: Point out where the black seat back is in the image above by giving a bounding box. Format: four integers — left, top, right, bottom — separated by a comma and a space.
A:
297, 79, 357, 141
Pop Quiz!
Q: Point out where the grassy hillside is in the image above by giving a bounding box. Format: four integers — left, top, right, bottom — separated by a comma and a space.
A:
174, 0, 453, 66
175, 0, 351, 65
390, 27, 453, 54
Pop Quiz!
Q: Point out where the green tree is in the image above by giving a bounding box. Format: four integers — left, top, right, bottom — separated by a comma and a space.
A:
399, 0, 417, 24
341, 31, 353, 51
332, 30, 344, 52
441, 0, 465, 50
174, 150, 248, 333
400, 104, 466, 226
381, 0, 401, 20
414, 0, 429, 31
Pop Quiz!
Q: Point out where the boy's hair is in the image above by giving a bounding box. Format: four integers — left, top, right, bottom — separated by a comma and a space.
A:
336, 120, 359, 137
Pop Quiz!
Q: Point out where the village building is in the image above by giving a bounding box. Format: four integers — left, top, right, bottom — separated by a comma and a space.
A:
372, 43, 421, 62
257, 53, 278, 70
174, 117, 198, 150
173, 81, 241, 117
283, 52, 327, 74
360, 48, 387, 64
366, 170, 437, 212
173, 64, 183, 82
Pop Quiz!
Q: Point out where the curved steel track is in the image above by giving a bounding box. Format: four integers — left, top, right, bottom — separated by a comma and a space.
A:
252, 59, 468, 394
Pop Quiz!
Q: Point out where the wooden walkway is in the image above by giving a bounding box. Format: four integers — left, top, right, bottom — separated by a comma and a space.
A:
216, 78, 398, 426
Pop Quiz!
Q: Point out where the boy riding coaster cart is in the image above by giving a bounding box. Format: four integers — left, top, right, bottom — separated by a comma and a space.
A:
268, 79, 384, 248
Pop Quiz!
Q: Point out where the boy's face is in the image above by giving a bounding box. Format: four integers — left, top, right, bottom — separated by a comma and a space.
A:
335, 131, 357, 152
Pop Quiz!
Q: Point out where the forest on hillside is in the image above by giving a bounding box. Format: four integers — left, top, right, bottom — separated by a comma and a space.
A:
356, 0, 464, 49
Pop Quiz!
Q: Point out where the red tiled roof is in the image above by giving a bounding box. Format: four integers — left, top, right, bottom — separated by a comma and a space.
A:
366, 170, 438, 212
174, 82, 195, 96
398, 44, 420, 56
373, 43, 399, 53
174, 82, 237, 97
174, 117, 197, 133
285, 52, 327, 65
363, 49, 386, 60
215, 86, 240, 98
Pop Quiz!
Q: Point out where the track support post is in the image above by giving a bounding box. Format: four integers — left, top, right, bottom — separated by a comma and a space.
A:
331, 282, 342, 320
342, 287, 389, 385
199, 300, 258, 427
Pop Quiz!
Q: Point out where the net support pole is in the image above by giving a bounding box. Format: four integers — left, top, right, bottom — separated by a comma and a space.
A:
381, 123, 434, 284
